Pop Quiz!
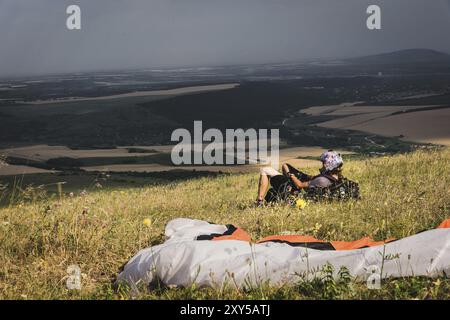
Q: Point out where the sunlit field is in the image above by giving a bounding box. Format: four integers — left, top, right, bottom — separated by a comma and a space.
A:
0, 148, 449, 299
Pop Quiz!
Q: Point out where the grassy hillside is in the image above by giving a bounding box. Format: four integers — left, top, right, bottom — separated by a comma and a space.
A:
0, 148, 449, 299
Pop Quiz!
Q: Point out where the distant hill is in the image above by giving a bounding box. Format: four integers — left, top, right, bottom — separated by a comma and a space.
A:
349, 49, 450, 65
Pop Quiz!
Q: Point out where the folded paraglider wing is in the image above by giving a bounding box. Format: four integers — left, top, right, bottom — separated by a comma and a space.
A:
117, 218, 450, 291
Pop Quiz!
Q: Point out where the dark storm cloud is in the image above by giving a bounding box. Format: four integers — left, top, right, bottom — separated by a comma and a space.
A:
0, 0, 449, 76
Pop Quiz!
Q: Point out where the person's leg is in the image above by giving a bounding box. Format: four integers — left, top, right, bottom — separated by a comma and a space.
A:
282, 163, 290, 176
257, 174, 270, 201
256, 167, 281, 201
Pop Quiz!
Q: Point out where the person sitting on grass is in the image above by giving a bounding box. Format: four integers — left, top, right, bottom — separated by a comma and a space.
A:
255, 150, 344, 206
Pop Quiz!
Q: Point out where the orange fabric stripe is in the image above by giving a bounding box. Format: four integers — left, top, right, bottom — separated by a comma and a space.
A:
212, 228, 251, 242
257, 235, 395, 250
437, 219, 450, 229
331, 237, 396, 250
257, 235, 325, 244
210, 218, 448, 248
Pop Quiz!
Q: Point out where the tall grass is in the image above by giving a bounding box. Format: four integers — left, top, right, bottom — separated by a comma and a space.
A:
0, 155, 9, 204
0, 148, 449, 299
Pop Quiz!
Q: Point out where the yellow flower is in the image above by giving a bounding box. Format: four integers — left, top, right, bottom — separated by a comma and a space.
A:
143, 218, 152, 227
313, 223, 322, 235
295, 199, 307, 210
433, 279, 441, 287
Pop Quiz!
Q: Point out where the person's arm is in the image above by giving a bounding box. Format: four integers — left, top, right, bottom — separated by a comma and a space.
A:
288, 173, 309, 189
282, 163, 290, 177
283, 163, 313, 182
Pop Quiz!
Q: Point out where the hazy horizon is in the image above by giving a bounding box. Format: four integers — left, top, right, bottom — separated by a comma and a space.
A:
1, 0, 450, 77
1, 47, 448, 80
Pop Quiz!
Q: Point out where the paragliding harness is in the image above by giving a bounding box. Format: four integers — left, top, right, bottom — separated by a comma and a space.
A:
303, 174, 361, 202
264, 165, 360, 204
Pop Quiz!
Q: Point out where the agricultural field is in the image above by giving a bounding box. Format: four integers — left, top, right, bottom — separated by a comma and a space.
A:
0, 145, 352, 177
300, 104, 450, 146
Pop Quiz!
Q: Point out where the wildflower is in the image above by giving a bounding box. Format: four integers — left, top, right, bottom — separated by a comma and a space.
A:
295, 199, 307, 210
143, 218, 152, 227
314, 223, 322, 233
433, 279, 441, 287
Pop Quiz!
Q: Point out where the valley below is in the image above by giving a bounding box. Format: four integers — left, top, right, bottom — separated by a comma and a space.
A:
1, 48, 449, 193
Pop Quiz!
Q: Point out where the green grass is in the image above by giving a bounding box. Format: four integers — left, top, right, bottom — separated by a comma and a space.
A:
0, 148, 449, 299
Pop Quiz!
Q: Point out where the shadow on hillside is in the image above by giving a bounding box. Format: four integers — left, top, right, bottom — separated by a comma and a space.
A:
0, 169, 231, 207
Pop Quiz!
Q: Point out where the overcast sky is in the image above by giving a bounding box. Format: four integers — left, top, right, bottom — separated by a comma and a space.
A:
1, 0, 450, 76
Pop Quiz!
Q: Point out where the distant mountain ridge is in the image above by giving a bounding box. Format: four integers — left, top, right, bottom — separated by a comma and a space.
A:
349, 48, 450, 65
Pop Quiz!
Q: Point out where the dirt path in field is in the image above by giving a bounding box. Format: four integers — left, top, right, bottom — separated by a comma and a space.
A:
26, 83, 240, 105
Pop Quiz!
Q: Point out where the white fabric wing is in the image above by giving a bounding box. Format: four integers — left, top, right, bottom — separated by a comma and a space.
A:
117, 218, 450, 291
